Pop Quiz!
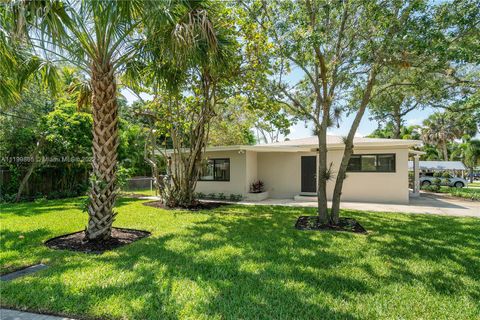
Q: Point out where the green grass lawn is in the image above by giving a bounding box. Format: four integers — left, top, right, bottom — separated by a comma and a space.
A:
1, 198, 479, 319
469, 181, 480, 188
438, 186, 480, 200
121, 188, 157, 196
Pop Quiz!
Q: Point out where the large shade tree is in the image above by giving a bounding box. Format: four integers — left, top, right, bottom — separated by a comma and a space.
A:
127, 0, 239, 208
239, 0, 438, 224
239, 0, 479, 225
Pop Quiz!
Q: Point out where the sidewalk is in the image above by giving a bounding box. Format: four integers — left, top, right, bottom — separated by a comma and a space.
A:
0, 309, 74, 320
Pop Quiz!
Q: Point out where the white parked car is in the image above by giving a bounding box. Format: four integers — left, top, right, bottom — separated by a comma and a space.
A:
420, 173, 468, 188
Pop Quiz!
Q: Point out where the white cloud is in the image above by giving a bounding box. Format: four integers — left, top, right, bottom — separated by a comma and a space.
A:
406, 118, 423, 126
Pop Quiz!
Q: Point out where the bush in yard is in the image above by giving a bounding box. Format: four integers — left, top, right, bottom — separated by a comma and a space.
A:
229, 194, 243, 201
422, 185, 440, 192
442, 172, 452, 178
207, 193, 217, 200
195, 192, 206, 199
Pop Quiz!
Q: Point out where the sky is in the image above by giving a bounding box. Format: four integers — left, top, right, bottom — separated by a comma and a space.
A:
289, 107, 435, 139
122, 86, 436, 141
280, 66, 436, 139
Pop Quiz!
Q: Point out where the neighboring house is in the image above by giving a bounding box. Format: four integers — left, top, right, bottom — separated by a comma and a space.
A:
196, 136, 421, 204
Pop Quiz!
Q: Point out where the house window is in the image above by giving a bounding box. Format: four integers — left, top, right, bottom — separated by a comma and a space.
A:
347, 154, 396, 172
199, 158, 230, 181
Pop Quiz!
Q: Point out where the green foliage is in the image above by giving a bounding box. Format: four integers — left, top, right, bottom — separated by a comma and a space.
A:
207, 193, 217, 199
40, 101, 93, 158
208, 96, 257, 146
229, 194, 243, 201
368, 124, 421, 140
422, 110, 478, 160
195, 192, 243, 201
116, 166, 133, 190
437, 186, 480, 201
441, 172, 452, 179
421, 185, 440, 193
195, 192, 206, 199
118, 119, 150, 176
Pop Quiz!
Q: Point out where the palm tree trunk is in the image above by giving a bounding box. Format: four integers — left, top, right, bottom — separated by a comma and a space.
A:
86, 61, 119, 241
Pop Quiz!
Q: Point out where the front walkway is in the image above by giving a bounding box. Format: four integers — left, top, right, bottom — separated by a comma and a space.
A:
236, 193, 479, 218
0, 309, 74, 320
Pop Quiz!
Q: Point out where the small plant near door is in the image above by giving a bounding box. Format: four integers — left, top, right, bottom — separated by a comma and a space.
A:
250, 180, 265, 193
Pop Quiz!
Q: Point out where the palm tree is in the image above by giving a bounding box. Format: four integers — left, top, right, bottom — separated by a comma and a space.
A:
422, 111, 477, 161
452, 139, 480, 182
125, 1, 236, 208
5, 0, 144, 241
2, 0, 216, 241
422, 113, 460, 161
465, 140, 480, 182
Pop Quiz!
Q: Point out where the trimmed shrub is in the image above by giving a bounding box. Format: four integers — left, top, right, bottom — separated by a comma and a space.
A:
229, 194, 243, 201
207, 193, 216, 199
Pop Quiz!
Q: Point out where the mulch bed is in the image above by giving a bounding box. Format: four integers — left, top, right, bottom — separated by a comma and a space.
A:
143, 200, 231, 211
295, 216, 367, 234
45, 227, 151, 254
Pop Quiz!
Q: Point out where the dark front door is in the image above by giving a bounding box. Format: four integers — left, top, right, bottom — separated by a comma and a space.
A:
301, 156, 316, 193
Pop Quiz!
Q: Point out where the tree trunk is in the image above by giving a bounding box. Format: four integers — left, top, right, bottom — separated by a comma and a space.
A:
316, 128, 329, 224
15, 139, 44, 202
442, 141, 449, 161
86, 61, 119, 241
330, 68, 377, 224
159, 72, 214, 209
393, 107, 402, 139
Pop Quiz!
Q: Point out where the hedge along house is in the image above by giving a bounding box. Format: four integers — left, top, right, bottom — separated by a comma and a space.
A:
194, 136, 422, 204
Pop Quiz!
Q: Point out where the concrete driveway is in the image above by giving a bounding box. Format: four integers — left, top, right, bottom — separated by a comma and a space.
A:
237, 193, 480, 218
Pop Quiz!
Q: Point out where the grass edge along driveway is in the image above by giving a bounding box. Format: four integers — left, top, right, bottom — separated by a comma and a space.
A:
1, 197, 479, 320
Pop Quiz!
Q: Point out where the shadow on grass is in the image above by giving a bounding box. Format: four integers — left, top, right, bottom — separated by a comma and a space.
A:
0, 197, 142, 218
357, 211, 480, 301
1, 204, 479, 319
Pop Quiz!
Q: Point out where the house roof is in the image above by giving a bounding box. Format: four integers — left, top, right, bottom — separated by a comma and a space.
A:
203, 135, 421, 153
408, 160, 467, 171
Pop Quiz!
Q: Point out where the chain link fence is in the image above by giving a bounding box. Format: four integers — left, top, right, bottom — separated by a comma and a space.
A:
122, 176, 156, 196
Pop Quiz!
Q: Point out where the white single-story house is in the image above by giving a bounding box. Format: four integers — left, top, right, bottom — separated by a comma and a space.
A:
195, 136, 422, 204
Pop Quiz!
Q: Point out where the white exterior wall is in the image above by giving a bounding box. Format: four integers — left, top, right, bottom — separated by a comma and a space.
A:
195, 150, 249, 196
331, 148, 409, 204
257, 147, 410, 204
245, 151, 258, 192
194, 147, 410, 204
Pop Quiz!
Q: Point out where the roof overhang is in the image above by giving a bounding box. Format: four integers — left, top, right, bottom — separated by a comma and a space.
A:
409, 149, 427, 156
164, 139, 422, 154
